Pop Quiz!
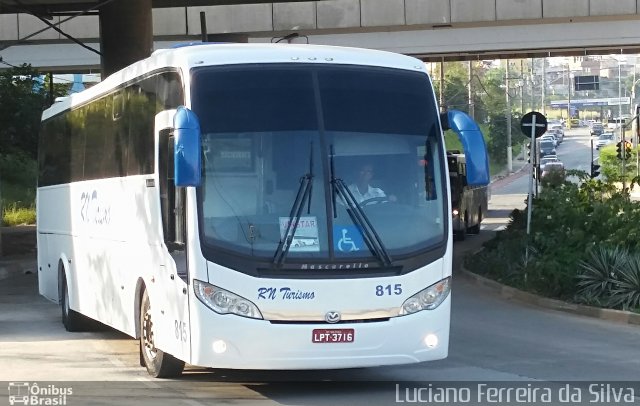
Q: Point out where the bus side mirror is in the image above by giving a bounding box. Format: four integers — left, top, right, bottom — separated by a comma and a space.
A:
174, 106, 202, 187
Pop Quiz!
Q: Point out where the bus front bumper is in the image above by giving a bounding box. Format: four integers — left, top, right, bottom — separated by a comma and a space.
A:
189, 295, 450, 370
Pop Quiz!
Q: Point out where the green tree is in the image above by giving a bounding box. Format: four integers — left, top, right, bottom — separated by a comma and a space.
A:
0, 65, 68, 158
478, 68, 525, 164
0, 65, 46, 158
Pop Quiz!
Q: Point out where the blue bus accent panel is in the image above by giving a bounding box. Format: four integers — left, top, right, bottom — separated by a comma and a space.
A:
174, 106, 202, 187
447, 110, 490, 186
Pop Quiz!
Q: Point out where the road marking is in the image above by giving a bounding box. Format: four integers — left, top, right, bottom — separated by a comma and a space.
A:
0, 268, 7, 280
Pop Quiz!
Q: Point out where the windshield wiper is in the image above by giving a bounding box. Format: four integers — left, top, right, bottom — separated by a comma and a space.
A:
273, 142, 314, 267
330, 146, 392, 267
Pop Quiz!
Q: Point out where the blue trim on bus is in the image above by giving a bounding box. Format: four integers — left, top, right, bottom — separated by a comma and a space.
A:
174, 106, 202, 187
447, 110, 490, 186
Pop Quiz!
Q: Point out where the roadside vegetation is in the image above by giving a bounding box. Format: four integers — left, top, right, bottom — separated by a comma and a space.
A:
0, 65, 69, 226
466, 164, 640, 314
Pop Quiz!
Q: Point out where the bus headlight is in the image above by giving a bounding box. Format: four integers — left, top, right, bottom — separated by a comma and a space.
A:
400, 277, 451, 315
452, 208, 459, 217
194, 280, 263, 320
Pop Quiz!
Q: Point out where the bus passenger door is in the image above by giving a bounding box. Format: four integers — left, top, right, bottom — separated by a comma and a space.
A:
156, 119, 191, 362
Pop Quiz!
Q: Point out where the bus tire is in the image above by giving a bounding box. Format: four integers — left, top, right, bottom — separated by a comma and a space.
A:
468, 208, 482, 234
454, 216, 467, 241
60, 267, 91, 332
140, 290, 184, 378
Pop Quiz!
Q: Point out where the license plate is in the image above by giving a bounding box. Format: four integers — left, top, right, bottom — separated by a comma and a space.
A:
312, 328, 354, 343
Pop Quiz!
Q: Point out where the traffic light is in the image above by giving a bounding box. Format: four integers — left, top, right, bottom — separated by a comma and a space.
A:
617, 141, 633, 160
616, 141, 623, 160
624, 141, 632, 159
526, 141, 538, 164
590, 162, 601, 178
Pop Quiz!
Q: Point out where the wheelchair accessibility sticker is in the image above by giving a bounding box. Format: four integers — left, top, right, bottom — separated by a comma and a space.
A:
333, 225, 364, 253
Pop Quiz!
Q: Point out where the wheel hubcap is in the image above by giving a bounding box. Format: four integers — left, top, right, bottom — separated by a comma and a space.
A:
142, 307, 157, 360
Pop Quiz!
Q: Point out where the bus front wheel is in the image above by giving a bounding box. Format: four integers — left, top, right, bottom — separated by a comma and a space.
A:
140, 290, 184, 378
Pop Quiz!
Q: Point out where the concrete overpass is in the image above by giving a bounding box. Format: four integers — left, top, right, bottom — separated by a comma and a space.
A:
2, 0, 640, 74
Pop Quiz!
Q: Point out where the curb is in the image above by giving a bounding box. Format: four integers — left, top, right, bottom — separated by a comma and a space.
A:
490, 162, 530, 184
460, 267, 640, 326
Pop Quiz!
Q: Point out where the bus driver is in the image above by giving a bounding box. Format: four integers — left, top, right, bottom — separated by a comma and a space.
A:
348, 163, 397, 204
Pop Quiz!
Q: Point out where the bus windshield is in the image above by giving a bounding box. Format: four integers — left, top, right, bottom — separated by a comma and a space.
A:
191, 64, 445, 274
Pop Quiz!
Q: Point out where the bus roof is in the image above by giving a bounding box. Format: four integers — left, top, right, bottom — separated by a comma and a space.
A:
42, 43, 427, 121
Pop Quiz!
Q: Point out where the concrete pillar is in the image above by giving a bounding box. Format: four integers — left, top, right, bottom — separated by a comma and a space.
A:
0, 178, 3, 257
99, 0, 153, 77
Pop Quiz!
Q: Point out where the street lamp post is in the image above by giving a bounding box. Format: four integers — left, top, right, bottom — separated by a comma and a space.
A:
565, 64, 575, 129
606, 56, 628, 190
619, 60, 622, 135
567, 69, 572, 129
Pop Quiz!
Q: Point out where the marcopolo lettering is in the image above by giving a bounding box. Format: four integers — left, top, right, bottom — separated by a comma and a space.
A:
300, 263, 370, 270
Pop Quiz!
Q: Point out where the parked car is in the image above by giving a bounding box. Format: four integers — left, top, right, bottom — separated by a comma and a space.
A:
539, 156, 560, 169
595, 132, 615, 150
590, 123, 604, 136
547, 128, 563, 144
541, 162, 565, 178
549, 125, 564, 142
540, 134, 558, 147
539, 140, 556, 157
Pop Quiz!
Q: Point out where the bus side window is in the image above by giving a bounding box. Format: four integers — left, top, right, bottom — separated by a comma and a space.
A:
157, 72, 184, 110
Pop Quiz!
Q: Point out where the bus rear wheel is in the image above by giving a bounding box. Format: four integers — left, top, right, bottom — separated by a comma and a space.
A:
455, 213, 467, 241
140, 290, 184, 378
60, 267, 91, 332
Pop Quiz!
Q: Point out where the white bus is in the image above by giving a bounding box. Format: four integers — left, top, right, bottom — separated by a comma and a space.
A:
37, 43, 489, 377
607, 116, 630, 130
447, 152, 489, 241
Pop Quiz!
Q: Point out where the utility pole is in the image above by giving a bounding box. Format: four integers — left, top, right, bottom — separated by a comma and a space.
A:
619, 59, 626, 192
566, 64, 572, 129
531, 58, 535, 112
520, 60, 525, 113
0, 175, 3, 257
541, 59, 546, 115
632, 67, 636, 118
439, 57, 445, 112
468, 60, 475, 119
505, 59, 513, 172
